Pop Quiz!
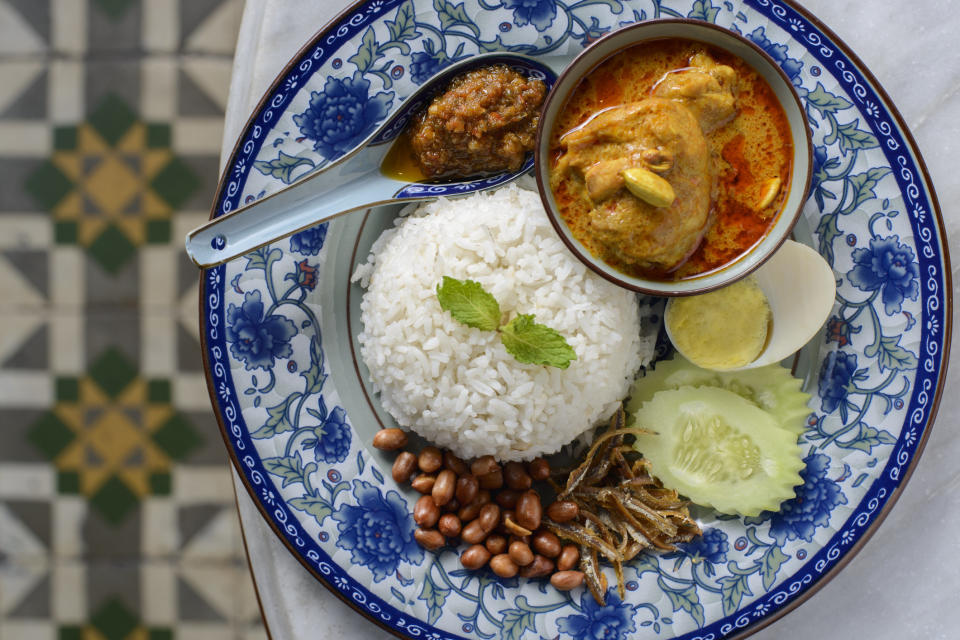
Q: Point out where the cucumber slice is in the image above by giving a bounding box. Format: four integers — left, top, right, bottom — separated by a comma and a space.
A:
626, 356, 812, 435
632, 386, 805, 516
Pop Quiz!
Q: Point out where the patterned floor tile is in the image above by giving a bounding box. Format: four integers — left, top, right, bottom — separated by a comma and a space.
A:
0, 0, 263, 636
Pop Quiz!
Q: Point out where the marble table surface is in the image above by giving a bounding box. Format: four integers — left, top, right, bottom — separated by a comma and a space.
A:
220, 1, 959, 638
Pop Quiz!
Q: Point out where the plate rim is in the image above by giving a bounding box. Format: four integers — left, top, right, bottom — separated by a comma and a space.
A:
197, 1, 953, 638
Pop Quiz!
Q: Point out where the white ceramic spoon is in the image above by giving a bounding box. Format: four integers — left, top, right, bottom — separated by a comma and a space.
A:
184, 53, 557, 268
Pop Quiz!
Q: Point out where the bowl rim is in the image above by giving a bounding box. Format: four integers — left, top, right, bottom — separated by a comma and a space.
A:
533, 17, 815, 297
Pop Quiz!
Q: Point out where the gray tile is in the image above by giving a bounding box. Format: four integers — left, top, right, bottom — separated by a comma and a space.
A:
84, 62, 139, 118
178, 410, 226, 465
6, 572, 51, 618
85, 248, 139, 307
83, 509, 142, 559
86, 562, 140, 613
5, 501, 51, 551
8, 0, 51, 45
0, 69, 48, 120
179, 0, 224, 47
87, 0, 142, 53
1, 249, 49, 299
177, 504, 221, 549
178, 575, 226, 621
84, 308, 140, 373
0, 159, 46, 212
0, 409, 49, 462
177, 250, 200, 300
0, 322, 49, 370
177, 68, 222, 117
177, 155, 221, 212
176, 323, 203, 373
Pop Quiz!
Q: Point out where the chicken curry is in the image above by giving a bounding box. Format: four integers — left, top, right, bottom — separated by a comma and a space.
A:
549, 38, 792, 280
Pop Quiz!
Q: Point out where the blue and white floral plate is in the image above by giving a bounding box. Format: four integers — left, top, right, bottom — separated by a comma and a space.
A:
200, 1, 951, 638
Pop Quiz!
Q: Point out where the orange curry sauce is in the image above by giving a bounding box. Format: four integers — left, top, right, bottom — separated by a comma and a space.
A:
549, 38, 792, 280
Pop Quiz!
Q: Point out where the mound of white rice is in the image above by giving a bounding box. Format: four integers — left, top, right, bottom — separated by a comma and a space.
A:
352, 184, 653, 461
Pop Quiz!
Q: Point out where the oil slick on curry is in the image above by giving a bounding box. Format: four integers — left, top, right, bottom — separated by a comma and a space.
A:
548, 38, 793, 281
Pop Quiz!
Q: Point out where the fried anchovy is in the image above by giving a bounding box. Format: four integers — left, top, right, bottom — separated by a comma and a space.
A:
620, 494, 679, 537
557, 406, 705, 606
612, 447, 634, 480
631, 485, 686, 510
547, 520, 622, 561
560, 410, 645, 498
613, 557, 626, 600
580, 547, 605, 606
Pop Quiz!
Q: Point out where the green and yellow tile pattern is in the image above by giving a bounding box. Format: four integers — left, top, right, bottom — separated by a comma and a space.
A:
0, 1, 265, 638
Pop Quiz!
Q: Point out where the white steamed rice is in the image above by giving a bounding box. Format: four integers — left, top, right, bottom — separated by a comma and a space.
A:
351, 184, 654, 461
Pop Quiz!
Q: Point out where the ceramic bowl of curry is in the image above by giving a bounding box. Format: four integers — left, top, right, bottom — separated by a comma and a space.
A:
534, 19, 813, 296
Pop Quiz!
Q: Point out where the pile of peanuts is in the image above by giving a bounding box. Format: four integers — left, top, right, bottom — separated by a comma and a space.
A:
373, 427, 585, 591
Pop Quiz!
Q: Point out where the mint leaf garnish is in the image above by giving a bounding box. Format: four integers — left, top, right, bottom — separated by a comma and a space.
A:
436, 276, 501, 331
500, 314, 577, 369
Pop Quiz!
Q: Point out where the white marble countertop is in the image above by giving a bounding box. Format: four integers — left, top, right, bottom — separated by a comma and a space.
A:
222, 1, 959, 638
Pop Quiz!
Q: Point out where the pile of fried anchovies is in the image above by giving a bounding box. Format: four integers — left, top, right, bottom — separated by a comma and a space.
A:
546, 407, 702, 605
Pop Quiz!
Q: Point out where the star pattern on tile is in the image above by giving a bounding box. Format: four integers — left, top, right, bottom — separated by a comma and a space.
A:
25, 94, 199, 274
27, 348, 203, 524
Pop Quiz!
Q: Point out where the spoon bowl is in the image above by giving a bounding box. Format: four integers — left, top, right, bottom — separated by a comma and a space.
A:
185, 53, 557, 268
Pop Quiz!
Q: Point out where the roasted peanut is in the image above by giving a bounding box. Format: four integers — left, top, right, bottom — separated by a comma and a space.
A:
438, 513, 462, 538
516, 490, 542, 531
455, 475, 479, 505
392, 452, 417, 483
477, 503, 501, 532
414, 528, 445, 550
458, 499, 483, 522
443, 451, 469, 476
532, 530, 561, 558
519, 554, 554, 578
470, 455, 499, 477
557, 545, 580, 571
546, 500, 579, 523
498, 510, 515, 534
372, 428, 408, 451
495, 489, 520, 509
418, 446, 443, 473
461, 519, 488, 545
504, 462, 532, 490
527, 457, 550, 481
460, 544, 491, 570
485, 534, 507, 555
477, 468, 504, 490
489, 554, 519, 578
410, 474, 436, 494
508, 541, 534, 566
550, 570, 585, 591
432, 469, 456, 506
413, 495, 440, 528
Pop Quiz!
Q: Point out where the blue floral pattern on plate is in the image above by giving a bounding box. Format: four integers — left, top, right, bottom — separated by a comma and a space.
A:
201, 1, 949, 638
293, 72, 394, 159
332, 479, 423, 582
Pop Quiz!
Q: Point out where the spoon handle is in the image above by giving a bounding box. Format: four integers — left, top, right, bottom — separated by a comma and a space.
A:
184, 144, 399, 268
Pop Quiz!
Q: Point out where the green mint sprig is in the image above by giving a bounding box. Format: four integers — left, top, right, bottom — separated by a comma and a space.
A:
436, 276, 577, 369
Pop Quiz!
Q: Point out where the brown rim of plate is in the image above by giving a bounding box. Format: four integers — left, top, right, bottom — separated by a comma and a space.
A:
197, 3, 952, 640
533, 18, 814, 297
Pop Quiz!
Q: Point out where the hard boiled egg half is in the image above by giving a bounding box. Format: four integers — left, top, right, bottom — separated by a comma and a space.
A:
664, 240, 836, 371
